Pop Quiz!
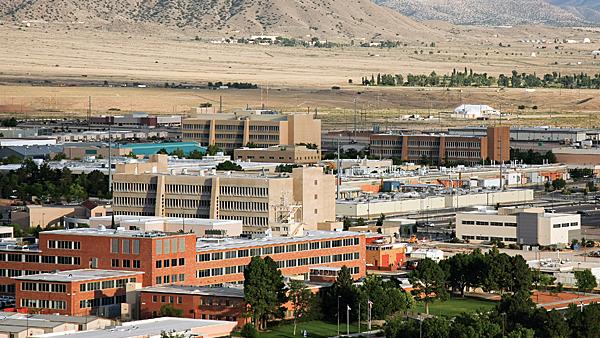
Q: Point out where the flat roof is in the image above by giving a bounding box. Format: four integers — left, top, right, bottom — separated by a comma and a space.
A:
140, 285, 244, 298
41, 227, 188, 238
196, 230, 362, 252
0, 319, 64, 328
33, 317, 235, 338
13, 269, 144, 283
0, 312, 101, 325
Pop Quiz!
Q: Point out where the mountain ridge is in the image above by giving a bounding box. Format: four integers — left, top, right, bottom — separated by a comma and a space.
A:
0, 0, 436, 40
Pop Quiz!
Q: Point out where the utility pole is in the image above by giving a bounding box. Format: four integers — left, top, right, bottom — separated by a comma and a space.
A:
346, 305, 350, 336
88, 96, 92, 130
336, 136, 341, 200
219, 95, 223, 113
108, 117, 113, 195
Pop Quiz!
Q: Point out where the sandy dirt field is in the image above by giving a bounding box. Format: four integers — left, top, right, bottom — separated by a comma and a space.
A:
1, 24, 600, 129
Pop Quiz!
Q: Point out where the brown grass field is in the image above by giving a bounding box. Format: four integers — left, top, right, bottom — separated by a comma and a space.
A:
2, 24, 600, 129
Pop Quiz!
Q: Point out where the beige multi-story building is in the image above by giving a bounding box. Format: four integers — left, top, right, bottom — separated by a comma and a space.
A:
233, 145, 321, 164
456, 207, 580, 246
112, 155, 335, 234
182, 112, 321, 151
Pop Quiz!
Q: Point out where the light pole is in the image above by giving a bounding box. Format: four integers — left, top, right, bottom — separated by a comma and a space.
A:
337, 296, 340, 336
358, 301, 361, 334
418, 315, 423, 338
368, 300, 373, 333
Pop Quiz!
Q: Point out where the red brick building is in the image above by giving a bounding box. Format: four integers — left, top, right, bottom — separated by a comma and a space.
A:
14, 269, 143, 317
1, 228, 366, 295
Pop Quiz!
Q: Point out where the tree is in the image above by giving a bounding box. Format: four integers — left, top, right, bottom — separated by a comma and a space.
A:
359, 275, 413, 319
496, 290, 536, 332
244, 256, 287, 330
207, 145, 221, 156
187, 150, 204, 159
449, 312, 501, 338
384, 317, 420, 338
323, 266, 358, 322
552, 178, 566, 191
289, 280, 312, 335
156, 148, 169, 155
169, 148, 185, 158
160, 331, 185, 338
511, 255, 533, 293
531, 309, 571, 338
483, 248, 513, 294
240, 323, 258, 338
567, 302, 600, 338
375, 214, 385, 227
159, 304, 183, 317
575, 269, 597, 293
215, 161, 242, 171
440, 253, 471, 297
422, 316, 450, 338
410, 258, 447, 314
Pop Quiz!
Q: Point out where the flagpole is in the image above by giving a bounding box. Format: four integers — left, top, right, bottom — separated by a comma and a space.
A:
358, 302, 361, 334
368, 300, 372, 332
347, 305, 350, 336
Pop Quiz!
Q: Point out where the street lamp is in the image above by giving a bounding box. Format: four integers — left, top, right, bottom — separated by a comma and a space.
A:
337, 295, 341, 336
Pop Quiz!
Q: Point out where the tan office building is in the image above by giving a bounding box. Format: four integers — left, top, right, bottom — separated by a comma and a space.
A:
456, 207, 580, 246
112, 155, 335, 234
182, 112, 321, 151
233, 145, 321, 164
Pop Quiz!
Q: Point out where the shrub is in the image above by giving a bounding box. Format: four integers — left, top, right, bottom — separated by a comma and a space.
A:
240, 323, 258, 338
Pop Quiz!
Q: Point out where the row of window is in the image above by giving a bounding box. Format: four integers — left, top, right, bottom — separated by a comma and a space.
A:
111, 259, 141, 268
155, 238, 187, 255
165, 184, 211, 195
196, 252, 360, 278
218, 215, 269, 227
249, 125, 279, 132
154, 273, 186, 285
80, 295, 126, 309
165, 198, 210, 209
0, 269, 45, 277
21, 282, 66, 293
79, 278, 137, 292
553, 222, 579, 228
219, 186, 268, 197
182, 123, 210, 130
155, 258, 185, 268
113, 182, 157, 193
218, 200, 268, 212
0, 254, 80, 265
21, 299, 66, 310
461, 220, 518, 227
249, 135, 279, 141
462, 235, 517, 242
110, 239, 141, 255
113, 196, 155, 208
47, 240, 81, 250
196, 238, 359, 262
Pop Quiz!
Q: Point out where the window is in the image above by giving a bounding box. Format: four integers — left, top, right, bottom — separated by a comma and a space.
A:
177, 296, 183, 304
152, 295, 158, 303
179, 258, 185, 266
111, 239, 119, 253
156, 261, 162, 268
171, 258, 177, 266
122, 240, 130, 254
133, 260, 141, 268
122, 260, 131, 268
111, 259, 120, 267
238, 249, 249, 257
197, 253, 210, 262
274, 246, 285, 254
211, 252, 223, 261
164, 259, 170, 268
310, 242, 320, 250
225, 251, 237, 259
133, 240, 140, 254
462, 220, 475, 225
286, 244, 297, 252
156, 240, 162, 255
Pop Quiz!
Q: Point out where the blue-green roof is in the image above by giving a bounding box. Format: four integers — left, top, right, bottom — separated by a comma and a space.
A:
120, 142, 206, 157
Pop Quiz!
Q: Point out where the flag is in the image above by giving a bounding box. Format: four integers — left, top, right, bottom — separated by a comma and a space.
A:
347, 305, 351, 311
368, 300, 373, 308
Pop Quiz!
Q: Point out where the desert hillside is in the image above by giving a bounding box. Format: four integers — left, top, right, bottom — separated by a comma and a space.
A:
375, 0, 586, 26
0, 0, 436, 40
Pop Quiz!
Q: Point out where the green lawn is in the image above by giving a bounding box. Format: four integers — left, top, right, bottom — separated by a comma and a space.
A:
259, 320, 363, 338
414, 297, 497, 317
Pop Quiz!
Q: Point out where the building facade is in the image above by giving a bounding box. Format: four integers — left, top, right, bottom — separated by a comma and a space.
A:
370, 127, 509, 165
112, 155, 335, 233
182, 113, 321, 151
14, 269, 143, 317
1, 228, 366, 296
456, 207, 580, 246
233, 145, 320, 164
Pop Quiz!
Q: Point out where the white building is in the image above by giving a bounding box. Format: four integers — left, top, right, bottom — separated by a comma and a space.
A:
456, 207, 580, 246
411, 248, 444, 262
86, 216, 244, 237
453, 104, 499, 118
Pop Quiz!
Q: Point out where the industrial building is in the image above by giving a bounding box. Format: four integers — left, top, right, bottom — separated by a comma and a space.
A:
456, 207, 580, 246
182, 112, 321, 151
336, 189, 534, 218
233, 145, 320, 164
370, 126, 509, 165
112, 155, 335, 234
0, 227, 365, 296
14, 269, 144, 317
90, 113, 182, 128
